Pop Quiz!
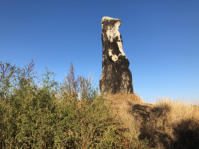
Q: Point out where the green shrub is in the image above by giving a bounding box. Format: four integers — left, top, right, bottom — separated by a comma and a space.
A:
0, 61, 140, 148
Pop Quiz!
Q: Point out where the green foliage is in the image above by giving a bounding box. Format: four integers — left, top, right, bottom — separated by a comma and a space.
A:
0, 61, 141, 148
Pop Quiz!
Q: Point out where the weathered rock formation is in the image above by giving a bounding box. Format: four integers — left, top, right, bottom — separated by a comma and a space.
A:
100, 16, 134, 94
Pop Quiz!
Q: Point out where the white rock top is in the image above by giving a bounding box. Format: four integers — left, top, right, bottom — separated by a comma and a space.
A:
101, 16, 126, 62
101, 16, 120, 23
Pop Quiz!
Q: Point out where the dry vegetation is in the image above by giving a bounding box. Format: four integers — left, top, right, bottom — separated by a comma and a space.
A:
104, 94, 199, 149
105, 94, 142, 135
156, 99, 199, 123
1, 61, 199, 149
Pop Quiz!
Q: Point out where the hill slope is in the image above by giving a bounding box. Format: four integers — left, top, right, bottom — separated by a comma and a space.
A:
104, 94, 199, 149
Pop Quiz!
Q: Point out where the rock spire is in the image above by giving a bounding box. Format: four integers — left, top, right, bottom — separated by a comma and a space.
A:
99, 16, 134, 94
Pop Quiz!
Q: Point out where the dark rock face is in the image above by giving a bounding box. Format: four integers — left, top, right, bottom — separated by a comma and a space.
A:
99, 17, 134, 94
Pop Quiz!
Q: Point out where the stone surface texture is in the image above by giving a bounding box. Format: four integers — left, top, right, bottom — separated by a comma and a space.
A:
100, 16, 134, 94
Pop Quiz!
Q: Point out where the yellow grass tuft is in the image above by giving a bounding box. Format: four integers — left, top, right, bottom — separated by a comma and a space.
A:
155, 99, 199, 123
104, 93, 142, 136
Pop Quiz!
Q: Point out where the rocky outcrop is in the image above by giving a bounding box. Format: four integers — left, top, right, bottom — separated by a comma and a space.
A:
99, 16, 134, 94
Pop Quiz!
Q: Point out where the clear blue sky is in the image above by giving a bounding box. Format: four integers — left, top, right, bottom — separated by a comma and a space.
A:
0, 0, 199, 103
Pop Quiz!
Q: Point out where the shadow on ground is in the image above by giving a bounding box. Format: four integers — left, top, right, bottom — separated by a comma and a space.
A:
130, 103, 199, 149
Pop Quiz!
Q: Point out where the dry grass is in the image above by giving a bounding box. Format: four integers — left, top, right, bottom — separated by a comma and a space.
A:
104, 94, 199, 149
154, 99, 199, 149
155, 99, 199, 123
104, 94, 142, 136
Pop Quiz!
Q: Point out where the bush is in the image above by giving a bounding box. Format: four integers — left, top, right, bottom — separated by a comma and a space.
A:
0, 61, 139, 148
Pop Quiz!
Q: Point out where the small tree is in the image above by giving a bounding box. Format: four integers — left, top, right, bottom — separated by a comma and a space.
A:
62, 63, 78, 98
62, 63, 98, 100
0, 61, 16, 99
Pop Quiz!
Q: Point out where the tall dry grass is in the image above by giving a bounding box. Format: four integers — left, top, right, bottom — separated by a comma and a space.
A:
155, 99, 199, 123
104, 94, 143, 138
104, 94, 199, 149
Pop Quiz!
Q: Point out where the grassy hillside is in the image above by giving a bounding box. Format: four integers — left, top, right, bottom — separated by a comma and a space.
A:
105, 94, 199, 149
0, 61, 199, 149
